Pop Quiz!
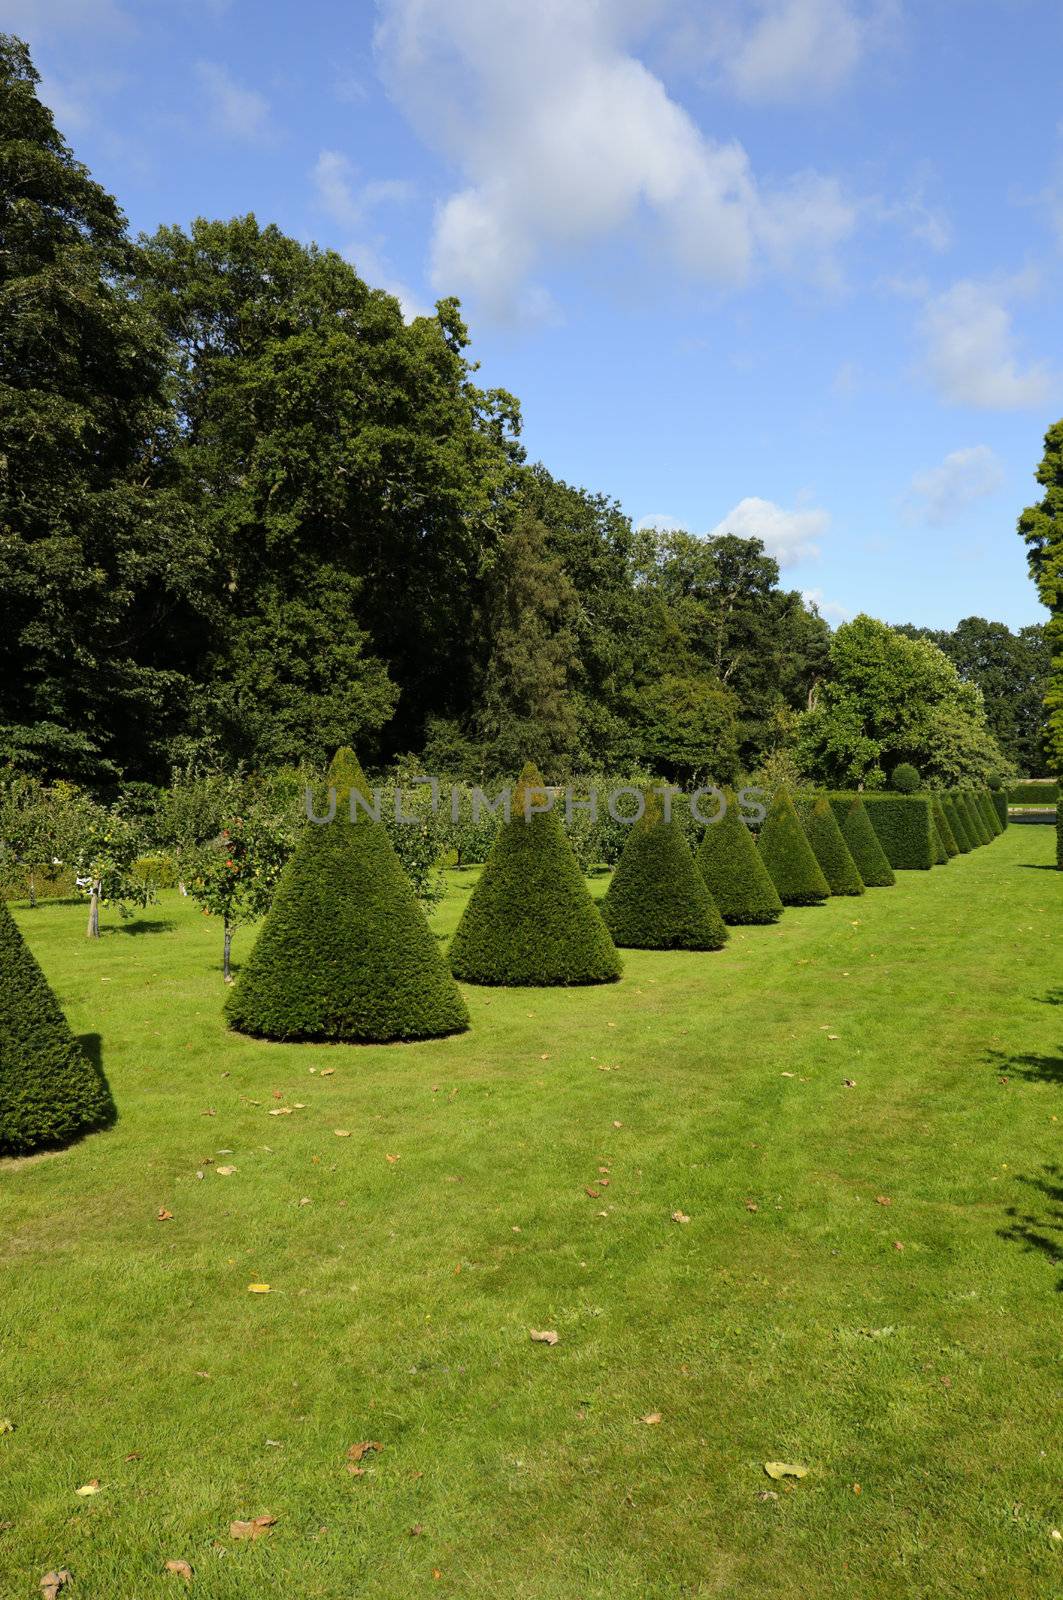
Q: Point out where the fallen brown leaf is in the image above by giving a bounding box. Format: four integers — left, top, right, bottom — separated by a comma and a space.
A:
671, 1211, 690, 1224
843, 1079, 857, 1088
409, 1524, 424, 1536
156, 1208, 173, 1221
530, 1329, 558, 1345
333, 1130, 351, 1138
745, 1199, 759, 1212
229, 1514, 277, 1541
40, 1573, 72, 1600
164, 1559, 193, 1580
875, 1196, 892, 1206
347, 1441, 383, 1464
215, 1165, 236, 1176
385, 1154, 399, 1164
75, 1479, 101, 1496
124, 1451, 141, 1461
640, 1411, 662, 1425
585, 1186, 600, 1198
320, 1067, 335, 1077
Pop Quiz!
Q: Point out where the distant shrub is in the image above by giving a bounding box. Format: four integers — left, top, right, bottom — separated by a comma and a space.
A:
975, 790, 1002, 839
757, 788, 830, 905
930, 797, 959, 857
958, 792, 990, 846
861, 795, 935, 870
942, 795, 972, 853
991, 790, 1008, 829
133, 854, 180, 890
601, 793, 727, 950
796, 794, 865, 895
890, 763, 921, 794
826, 796, 895, 887
1007, 781, 1060, 805
695, 790, 783, 923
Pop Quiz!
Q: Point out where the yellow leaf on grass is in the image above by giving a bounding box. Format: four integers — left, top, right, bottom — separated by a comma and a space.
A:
229, 1514, 277, 1541
640, 1412, 662, 1425
763, 1462, 808, 1479
333, 1130, 351, 1138
75, 1480, 102, 1495
671, 1211, 690, 1224
216, 1165, 236, 1176
248, 1283, 271, 1294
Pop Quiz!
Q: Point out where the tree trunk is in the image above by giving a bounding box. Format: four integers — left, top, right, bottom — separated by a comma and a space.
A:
87, 884, 101, 938
223, 922, 233, 983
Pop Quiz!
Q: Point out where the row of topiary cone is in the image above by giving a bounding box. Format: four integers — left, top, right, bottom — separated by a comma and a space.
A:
0, 753, 999, 1155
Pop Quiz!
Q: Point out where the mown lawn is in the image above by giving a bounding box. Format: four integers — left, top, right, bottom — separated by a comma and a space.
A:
1, 825, 1060, 1599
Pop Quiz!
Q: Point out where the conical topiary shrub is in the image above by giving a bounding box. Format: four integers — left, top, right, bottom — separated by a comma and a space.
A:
695, 790, 783, 924
960, 792, 990, 846
943, 795, 972, 853
929, 815, 948, 865
796, 795, 865, 895
757, 788, 831, 905
225, 748, 469, 1042
601, 792, 728, 950
931, 795, 959, 857
0, 900, 114, 1156
977, 789, 1002, 838
829, 795, 895, 887
449, 764, 621, 986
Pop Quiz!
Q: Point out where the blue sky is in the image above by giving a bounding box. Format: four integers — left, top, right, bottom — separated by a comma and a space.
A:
8, 0, 1063, 630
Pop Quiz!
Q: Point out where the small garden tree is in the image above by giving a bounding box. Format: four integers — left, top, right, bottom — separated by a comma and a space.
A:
69, 796, 155, 937
891, 763, 921, 793
187, 801, 297, 981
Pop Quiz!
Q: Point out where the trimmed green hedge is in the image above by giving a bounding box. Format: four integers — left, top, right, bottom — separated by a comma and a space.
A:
450, 765, 622, 986
860, 795, 935, 870
796, 795, 865, 895
959, 792, 991, 847
929, 815, 948, 865
226, 749, 469, 1042
977, 790, 1002, 838
602, 797, 727, 950
695, 792, 784, 923
758, 789, 830, 905
0, 899, 115, 1155
931, 796, 959, 857
991, 790, 1008, 830
1007, 781, 1059, 805
827, 796, 895, 887
942, 795, 972, 853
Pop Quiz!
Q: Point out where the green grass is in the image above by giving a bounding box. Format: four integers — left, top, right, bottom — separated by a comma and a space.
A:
1, 827, 1061, 1599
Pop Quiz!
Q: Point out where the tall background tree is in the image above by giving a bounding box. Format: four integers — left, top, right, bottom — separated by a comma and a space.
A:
0, 35, 213, 783
1017, 422, 1063, 781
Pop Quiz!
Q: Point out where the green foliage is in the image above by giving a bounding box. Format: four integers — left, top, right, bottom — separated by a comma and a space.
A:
929, 816, 948, 865
133, 855, 180, 890
226, 749, 468, 1041
1017, 420, 1063, 783
957, 793, 990, 847
601, 794, 728, 950
991, 790, 1008, 829
826, 795, 895, 887
757, 788, 830, 905
798, 615, 1011, 790
860, 795, 935, 870
795, 795, 865, 895
68, 797, 156, 934
930, 796, 959, 858
449, 765, 621, 985
1006, 781, 1060, 804
0, 898, 114, 1154
942, 795, 972, 853
187, 801, 297, 978
0, 37, 213, 783
695, 791, 783, 923
891, 763, 921, 793
976, 788, 1002, 838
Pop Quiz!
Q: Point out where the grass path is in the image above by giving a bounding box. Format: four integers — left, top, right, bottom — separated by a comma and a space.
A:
1, 826, 1060, 1598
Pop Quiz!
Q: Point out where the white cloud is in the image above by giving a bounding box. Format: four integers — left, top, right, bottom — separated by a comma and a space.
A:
802, 587, 850, 623
375, 0, 856, 319
717, 0, 869, 104
196, 61, 271, 142
311, 152, 428, 321
708, 496, 828, 564
904, 444, 1004, 526
921, 278, 1055, 410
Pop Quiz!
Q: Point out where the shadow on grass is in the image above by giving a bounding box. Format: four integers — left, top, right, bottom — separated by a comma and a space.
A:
999, 1166, 1063, 1290
987, 1042, 1063, 1086
103, 918, 177, 937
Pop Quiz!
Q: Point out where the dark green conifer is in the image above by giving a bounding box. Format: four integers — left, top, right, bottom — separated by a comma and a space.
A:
449, 765, 621, 985
602, 792, 727, 949
828, 796, 895, 887
695, 791, 783, 924
796, 795, 865, 895
0, 900, 114, 1155
226, 748, 469, 1042
931, 796, 959, 857
943, 795, 972, 853
757, 789, 831, 905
